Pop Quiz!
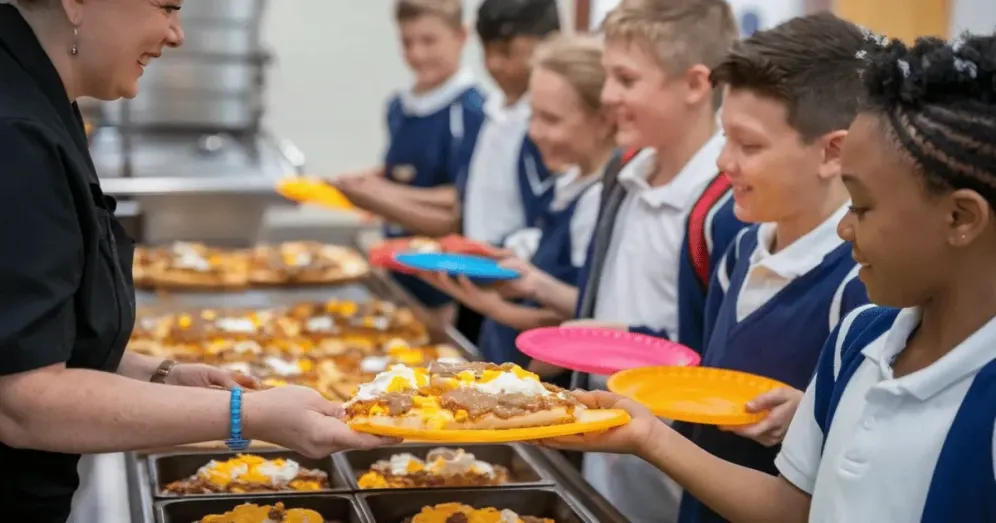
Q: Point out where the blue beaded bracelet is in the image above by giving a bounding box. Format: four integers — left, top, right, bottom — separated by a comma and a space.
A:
224, 386, 252, 451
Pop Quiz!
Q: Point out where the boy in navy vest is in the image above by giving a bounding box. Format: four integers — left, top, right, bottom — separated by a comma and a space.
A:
453, 0, 560, 342
675, 13, 869, 523
545, 1, 744, 521
332, 0, 485, 325
536, 29, 996, 523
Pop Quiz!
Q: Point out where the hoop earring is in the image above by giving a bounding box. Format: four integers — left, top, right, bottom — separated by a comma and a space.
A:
70, 27, 78, 56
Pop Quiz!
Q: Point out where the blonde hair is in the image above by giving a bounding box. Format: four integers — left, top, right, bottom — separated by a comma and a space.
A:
532, 35, 607, 115
602, 0, 738, 75
395, 0, 463, 29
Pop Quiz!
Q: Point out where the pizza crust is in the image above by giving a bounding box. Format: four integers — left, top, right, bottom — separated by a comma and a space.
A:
350, 406, 577, 431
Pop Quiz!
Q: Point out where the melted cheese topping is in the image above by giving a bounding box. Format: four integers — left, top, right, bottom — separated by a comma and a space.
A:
171, 242, 211, 271
196, 455, 302, 488
409, 504, 545, 523
346, 364, 430, 403
199, 502, 323, 523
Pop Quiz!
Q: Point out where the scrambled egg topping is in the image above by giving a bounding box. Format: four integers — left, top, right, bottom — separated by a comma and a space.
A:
408, 503, 552, 523
200, 502, 323, 523
197, 455, 317, 491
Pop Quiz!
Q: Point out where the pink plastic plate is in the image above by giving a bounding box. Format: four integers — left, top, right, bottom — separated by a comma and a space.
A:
515, 327, 701, 376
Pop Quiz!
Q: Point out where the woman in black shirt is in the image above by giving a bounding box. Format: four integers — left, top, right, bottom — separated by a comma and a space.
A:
0, 2, 392, 522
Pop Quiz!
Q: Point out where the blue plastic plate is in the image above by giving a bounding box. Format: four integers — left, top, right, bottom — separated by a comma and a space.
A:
393, 252, 521, 281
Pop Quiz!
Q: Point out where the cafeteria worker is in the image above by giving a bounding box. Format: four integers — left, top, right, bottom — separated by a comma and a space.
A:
0, 1, 394, 521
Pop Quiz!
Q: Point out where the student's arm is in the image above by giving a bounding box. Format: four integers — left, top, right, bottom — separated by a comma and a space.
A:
419, 273, 567, 330
338, 177, 459, 237
541, 390, 814, 523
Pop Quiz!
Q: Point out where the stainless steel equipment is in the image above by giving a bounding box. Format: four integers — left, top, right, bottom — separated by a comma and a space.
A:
90, 126, 304, 246
102, 0, 270, 132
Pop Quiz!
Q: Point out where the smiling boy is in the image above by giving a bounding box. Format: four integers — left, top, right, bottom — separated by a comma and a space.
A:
675, 13, 870, 523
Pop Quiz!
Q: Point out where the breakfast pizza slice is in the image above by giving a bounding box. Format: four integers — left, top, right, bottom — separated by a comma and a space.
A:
343, 362, 584, 431
324, 341, 465, 399
146, 242, 250, 289
248, 241, 369, 286
404, 503, 553, 523
357, 447, 510, 489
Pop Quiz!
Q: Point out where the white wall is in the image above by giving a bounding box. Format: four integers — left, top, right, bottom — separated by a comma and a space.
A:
261, 0, 573, 176
950, 0, 996, 35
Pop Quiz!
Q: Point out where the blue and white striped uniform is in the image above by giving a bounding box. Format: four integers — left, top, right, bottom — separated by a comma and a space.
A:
776, 305, 996, 523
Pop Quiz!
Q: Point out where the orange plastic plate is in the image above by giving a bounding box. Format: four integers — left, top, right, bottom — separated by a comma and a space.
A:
349, 409, 630, 443
276, 176, 355, 210
607, 366, 788, 426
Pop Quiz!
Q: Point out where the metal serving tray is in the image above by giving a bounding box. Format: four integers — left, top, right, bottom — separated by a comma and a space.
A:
356, 488, 595, 523
156, 494, 363, 523
149, 449, 349, 498
335, 443, 553, 491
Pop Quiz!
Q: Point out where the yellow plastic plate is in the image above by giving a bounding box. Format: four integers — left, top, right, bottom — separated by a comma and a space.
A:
349, 408, 631, 443
608, 366, 788, 426
276, 176, 355, 210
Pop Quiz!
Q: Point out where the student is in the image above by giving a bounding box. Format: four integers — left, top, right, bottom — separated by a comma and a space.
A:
421, 35, 614, 383
541, 31, 996, 523
454, 0, 561, 343
333, 0, 485, 324
550, 2, 743, 521
675, 14, 870, 523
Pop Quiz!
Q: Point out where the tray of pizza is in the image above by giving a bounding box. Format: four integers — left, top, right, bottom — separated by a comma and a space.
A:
356, 488, 593, 523
343, 361, 630, 443
248, 242, 369, 286
134, 241, 371, 292
150, 450, 349, 498
337, 443, 553, 491
156, 495, 364, 523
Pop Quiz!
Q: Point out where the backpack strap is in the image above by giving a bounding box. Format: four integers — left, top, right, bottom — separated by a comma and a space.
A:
686, 172, 732, 290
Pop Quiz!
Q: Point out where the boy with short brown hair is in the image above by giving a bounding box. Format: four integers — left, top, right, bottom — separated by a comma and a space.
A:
394, 0, 463, 28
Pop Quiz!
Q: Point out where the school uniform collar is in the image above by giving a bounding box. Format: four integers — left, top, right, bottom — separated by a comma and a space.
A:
0, 5, 94, 178
617, 132, 725, 210
399, 68, 476, 116
550, 165, 602, 211
862, 307, 996, 401
483, 91, 531, 124
751, 204, 849, 279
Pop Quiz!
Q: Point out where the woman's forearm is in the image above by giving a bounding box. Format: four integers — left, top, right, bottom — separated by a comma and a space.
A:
0, 364, 230, 454
531, 275, 580, 318
639, 423, 811, 523
116, 351, 162, 381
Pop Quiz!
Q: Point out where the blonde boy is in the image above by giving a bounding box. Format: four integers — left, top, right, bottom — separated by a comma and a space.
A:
334, 0, 485, 321
571, 2, 745, 522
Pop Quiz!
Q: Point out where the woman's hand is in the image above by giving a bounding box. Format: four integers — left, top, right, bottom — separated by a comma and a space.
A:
244, 385, 399, 458
166, 363, 260, 390
720, 387, 803, 447
535, 390, 663, 456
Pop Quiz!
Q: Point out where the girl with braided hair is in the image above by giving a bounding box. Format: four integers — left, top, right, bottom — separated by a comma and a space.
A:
532, 31, 996, 523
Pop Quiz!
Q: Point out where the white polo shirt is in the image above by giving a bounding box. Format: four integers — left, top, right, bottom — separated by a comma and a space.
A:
731, 204, 849, 322
593, 134, 726, 340
776, 307, 996, 522
463, 93, 534, 244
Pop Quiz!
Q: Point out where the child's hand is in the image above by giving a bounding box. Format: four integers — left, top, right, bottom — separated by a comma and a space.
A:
560, 319, 628, 331
494, 257, 543, 299
420, 273, 505, 313
532, 390, 663, 456
721, 387, 803, 447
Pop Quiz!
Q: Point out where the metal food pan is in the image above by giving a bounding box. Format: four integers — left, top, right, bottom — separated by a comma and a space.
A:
336, 443, 553, 491
156, 494, 364, 523
149, 449, 349, 498
356, 488, 593, 523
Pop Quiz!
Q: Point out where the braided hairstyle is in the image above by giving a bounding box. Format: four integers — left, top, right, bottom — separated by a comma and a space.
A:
857, 32, 996, 208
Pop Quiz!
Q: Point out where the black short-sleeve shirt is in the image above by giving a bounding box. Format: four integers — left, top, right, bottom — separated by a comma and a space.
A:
0, 6, 136, 522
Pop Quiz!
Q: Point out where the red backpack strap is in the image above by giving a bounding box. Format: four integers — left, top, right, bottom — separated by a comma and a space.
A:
687, 172, 732, 289
621, 147, 640, 165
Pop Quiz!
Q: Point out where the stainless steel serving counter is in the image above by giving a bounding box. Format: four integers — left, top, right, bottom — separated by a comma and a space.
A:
122, 271, 627, 523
